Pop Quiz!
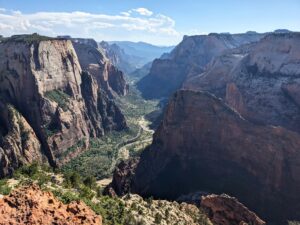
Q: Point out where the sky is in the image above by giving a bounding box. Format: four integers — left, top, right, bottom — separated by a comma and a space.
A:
0, 0, 299, 45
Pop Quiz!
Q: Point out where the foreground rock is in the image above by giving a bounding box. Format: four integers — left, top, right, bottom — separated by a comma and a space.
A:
0, 184, 102, 225
110, 90, 300, 223
201, 194, 265, 225
0, 34, 127, 176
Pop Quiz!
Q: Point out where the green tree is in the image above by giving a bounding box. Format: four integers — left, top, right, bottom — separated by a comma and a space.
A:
83, 176, 96, 189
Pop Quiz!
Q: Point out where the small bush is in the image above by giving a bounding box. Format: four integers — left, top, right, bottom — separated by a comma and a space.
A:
83, 176, 97, 189
79, 186, 95, 200
0, 180, 11, 195
37, 173, 51, 186
17, 163, 39, 178
52, 190, 79, 204
165, 208, 170, 219
131, 202, 138, 211
154, 212, 163, 224
96, 186, 103, 197
63, 171, 82, 188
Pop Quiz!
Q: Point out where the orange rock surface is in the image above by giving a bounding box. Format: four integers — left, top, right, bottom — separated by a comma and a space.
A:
0, 185, 102, 225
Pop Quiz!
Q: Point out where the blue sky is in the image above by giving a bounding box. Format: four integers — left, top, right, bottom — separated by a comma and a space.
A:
0, 0, 299, 45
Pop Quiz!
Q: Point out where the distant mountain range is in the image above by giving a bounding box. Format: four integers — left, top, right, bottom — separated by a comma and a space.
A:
137, 30, 296, 99
101, 41, 174, 75
109, 41, 174, 64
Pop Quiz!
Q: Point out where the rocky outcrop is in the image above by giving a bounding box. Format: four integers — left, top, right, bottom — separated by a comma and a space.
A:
110, 90, 300, 223
200, 194, 266, 225
184, 33, 300, 132
0, 184, 102, 225
72, 39, 128, 97
0, 34, 127, 176
105, 158, 139, 196
137, 32, 264, 99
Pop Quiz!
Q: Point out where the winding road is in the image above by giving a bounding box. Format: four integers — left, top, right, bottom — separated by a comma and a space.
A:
108, 116, 154, 172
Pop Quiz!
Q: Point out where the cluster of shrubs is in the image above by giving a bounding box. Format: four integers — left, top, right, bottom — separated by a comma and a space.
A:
0, 163, 130, 225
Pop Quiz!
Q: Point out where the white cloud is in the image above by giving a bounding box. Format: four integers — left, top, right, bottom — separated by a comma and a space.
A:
0, 8, 180, 45
120, 12, 131, 17
132, 8, 153, 16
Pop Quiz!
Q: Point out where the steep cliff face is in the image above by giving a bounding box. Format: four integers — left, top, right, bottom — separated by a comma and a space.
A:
137, 33, 264, 99
184, 33, 300, 132
72, 40, 128, 97
111, 90, 300, 223
0, 104, 44, 177
0, 38, 89, 168
80, 71, 127, 138
0, 35, 127, 176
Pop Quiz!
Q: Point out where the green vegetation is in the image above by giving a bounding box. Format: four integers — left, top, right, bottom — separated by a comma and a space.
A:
116, 86, 159, 120
62, 86, 160, 179
0, 163, 212, 225
13, 162, 52, 186
2, 33, 54, 44
0, 179, 11, 195
154, 212, 163, 224
45, 89, 71, 111
10, 163, 130, 225
87, 196, 128, 225
51, 189, 79, 204
62, 133, 131, 179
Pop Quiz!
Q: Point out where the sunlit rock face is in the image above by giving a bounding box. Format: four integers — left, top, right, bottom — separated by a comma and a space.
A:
0, 35, 127, 176
184, 33, 300, 132
137, 32, 264, 99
